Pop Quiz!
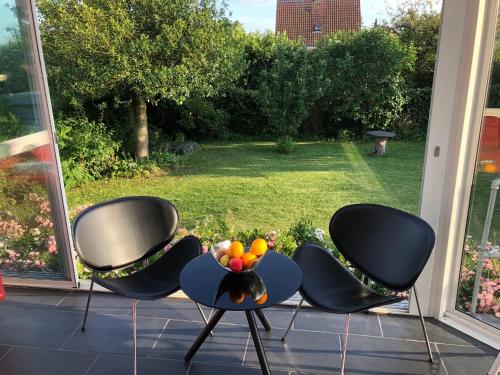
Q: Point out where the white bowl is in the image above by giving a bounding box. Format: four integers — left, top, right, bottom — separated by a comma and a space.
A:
210, 240, 266, 273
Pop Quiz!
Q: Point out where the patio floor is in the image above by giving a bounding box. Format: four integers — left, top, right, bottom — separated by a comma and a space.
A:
0, 287, 496, 375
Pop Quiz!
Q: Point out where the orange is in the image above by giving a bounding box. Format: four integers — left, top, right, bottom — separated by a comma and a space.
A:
230, 290, 245, 304
242, 252, 257, 269
255, 293, 268, 305
250, 238, 268, 257
227, 241, 245, 258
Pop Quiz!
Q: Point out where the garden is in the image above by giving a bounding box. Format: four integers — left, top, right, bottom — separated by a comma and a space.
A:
0, 1, 498, 320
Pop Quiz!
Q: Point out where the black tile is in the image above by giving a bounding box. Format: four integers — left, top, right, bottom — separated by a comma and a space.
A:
244, 327, 341, 374
437, 343, 498, 375
86, 353, 189, 375
343, 335, 444, 375
0, 306, 13, 322
136, 298, 212, 321
2, 287, 69, 310
0, 346, 96, 375
62, 313, 167, 355
151, 320, 248, 366
189, 362, 289, 375
293, 309, 382, 336
379, 315, 486, 346
57, 291, 133, 315
0, 308, 81, 348
218, 307, 295, 329
0, 345, 11, 359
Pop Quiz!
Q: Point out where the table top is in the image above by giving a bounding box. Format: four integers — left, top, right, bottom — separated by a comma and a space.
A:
367, 130, 396, 138
180, 251, 303, 311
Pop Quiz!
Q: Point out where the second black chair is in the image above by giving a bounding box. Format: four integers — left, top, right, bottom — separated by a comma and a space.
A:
73, 196, 210, 375
282, 203, 436, 375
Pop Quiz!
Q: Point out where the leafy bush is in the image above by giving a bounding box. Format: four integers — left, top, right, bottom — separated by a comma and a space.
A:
396, 87, 432, 140
178, 97, 229, 140
316, 29, 416, 135
56, 117, 145, 187
276, 135, 294, 154
0, 98, 26, 142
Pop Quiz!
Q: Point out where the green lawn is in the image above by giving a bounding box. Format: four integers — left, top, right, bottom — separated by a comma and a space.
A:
66, 141, 427, 232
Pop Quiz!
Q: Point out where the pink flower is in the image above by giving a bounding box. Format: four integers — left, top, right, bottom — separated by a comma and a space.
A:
201, 245, 209, 254
46, 235, 57, 254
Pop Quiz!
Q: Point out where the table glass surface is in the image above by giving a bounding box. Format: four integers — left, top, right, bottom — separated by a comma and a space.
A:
180, 251, 303, 311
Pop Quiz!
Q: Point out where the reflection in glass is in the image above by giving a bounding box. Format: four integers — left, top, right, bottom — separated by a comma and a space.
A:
215, 271, 267, 306
0, 0, 66, 278
455, 13, 500, 329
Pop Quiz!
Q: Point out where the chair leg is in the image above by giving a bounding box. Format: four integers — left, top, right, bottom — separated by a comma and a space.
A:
281, 297, 304, 342
195, 302, 214, 336
81, 279, 94, 331
340, 313, 351, 375
132, 298, 137, 375
413, 286, 434, 363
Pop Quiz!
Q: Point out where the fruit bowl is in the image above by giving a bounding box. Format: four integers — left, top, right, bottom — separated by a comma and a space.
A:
210, 239, 268, 273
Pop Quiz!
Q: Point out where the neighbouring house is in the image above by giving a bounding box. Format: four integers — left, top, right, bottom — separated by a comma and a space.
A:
275, 0, 361, 47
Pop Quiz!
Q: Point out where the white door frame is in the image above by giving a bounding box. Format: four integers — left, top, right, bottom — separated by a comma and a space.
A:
415, 0, 500, 348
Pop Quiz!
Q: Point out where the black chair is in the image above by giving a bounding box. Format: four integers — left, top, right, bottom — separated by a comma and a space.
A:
282, 204, 436, 374
72, 196, 210, 375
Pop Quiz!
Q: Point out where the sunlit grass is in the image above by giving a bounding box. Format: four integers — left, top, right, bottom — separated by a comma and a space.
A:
66, 141, 427, 232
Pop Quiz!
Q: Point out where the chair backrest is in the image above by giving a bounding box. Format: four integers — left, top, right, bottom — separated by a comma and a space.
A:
72, 196, 179, 271
329, 204, 435, 291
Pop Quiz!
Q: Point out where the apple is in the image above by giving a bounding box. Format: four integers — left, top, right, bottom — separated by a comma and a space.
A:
220, 255, 230, 267
229, 257, 243, 272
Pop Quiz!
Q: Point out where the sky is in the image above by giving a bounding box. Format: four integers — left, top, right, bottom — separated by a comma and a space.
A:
226, 0, 439, 32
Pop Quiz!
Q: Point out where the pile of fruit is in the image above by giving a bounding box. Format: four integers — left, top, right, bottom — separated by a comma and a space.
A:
214, 238, 268, 272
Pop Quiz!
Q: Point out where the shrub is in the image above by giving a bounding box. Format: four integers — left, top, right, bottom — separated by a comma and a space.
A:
0, 98, 26, 142
276, 136, 294, 154
178, 97, 229, 140
396, 87, 432, 140
56, 117, 145, 187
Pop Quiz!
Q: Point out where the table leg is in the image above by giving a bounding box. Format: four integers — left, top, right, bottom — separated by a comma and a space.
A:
255, 309, 272, 331
246, 310, 271, 375
185, 309, 225, 361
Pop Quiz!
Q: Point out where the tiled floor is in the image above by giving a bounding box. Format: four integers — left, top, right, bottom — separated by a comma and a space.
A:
0, 287, 497, 375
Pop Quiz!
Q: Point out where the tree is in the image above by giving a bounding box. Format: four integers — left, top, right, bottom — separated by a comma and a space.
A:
316, 29, 416, 133
257, 35, 324, 145
37, 0, 246, 158
389, 0, 441, 88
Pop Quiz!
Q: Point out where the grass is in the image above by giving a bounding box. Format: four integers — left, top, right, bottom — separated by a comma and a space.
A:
66, 141, 428, 232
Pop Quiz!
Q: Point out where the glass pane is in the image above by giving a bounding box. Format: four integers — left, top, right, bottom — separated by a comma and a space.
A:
455, 13, 500, 329
0, 0, 70, 279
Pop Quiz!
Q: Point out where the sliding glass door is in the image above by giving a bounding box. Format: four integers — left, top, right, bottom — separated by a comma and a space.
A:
0, 0, 75, 285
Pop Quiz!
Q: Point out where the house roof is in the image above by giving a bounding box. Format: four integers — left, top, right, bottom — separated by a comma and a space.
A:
276, 0, 361, 46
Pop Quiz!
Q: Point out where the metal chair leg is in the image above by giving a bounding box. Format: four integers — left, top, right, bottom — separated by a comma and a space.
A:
81, 279, 94, 331
282, 297, 304, 342
132, 298, 137, 375
413, 286, 434, 363
340, 313, 351, 375
195, 302, 213, 336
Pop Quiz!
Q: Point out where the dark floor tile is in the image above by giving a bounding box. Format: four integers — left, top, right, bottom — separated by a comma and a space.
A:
57, 291, 133, 315
136, 298, 211, 321
379, 315, 486, 346
0, 346, 96, 375
0, 306, 13, 323
0, 345, 12, 359
293, 309, 382, 336
3, 287, 69, 310
0, 308, 81, 348
437, 343, 498, 375
218, 307, 295, 329
86, 353, 189, 375
343, 335, 444, 375
62, 313, 167, 355
244, 327, 341, 374
189, 362, 289, 375
151, 320, 248, 366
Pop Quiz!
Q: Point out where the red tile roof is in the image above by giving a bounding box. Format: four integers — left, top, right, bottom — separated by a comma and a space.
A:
276, 0, 361, 46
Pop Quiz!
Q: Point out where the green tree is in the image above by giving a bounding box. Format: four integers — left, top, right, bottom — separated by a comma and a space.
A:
257, 35, 324, 146
389, 0, 441, 88
37, 0, 245, 158
316, 29, 416, 133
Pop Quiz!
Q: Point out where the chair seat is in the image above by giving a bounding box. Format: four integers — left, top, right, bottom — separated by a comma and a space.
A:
295, 243, 403, 314
94, 236, 201, 300
301, 282, 403, 314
